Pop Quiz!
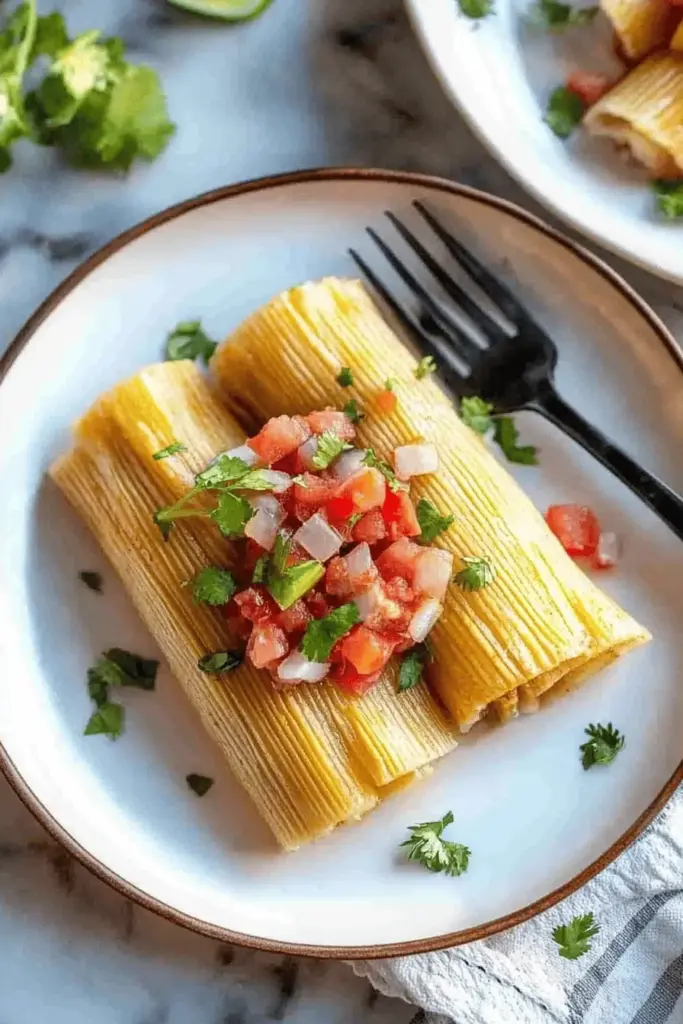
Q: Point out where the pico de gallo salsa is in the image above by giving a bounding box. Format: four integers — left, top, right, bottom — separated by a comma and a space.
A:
216, 409, 452, 696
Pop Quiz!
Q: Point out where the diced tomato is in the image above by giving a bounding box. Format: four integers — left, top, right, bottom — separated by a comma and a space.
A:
376, 389, 398, 415
375, 537, 421, 582
247, 622, 289, 669
248, 415, 311, 465
271, 451, 300, 476
293, 474, 340, 521
384, 576, 415, 605
352, 507, 387, 545
276, 599, 311, 634
340, 626, 395, 676
566, 72, 611, 107
304, 589, 330, 618
330, 661, 383, 697
325, 556, 351, 597
382, 489, 421, 540
234, 586, 278, 624
307, 409, 356, 442
225, 603, 252, 643
545, 504, 601, 557
244, 538, 266, 574
339, 467, 386, 514
325, 493, 355, 524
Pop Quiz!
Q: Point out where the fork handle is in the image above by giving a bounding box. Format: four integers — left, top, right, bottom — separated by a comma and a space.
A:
533, 388, 683, 542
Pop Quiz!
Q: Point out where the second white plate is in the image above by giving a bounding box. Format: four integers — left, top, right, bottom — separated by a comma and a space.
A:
0, 169, 682, 957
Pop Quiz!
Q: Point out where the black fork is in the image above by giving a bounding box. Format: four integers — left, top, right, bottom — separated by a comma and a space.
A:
349, 200, 683, 542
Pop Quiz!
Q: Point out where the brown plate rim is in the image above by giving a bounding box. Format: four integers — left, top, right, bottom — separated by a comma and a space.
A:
1, 167, 681, 960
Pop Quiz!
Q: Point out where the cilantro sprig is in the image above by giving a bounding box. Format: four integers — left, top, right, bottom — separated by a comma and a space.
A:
300, 603, 359, 663
580, 723, 624, 769
553, 912, 600, 959
401, 811, 471, 876
311, 430, 352, 471
416, 498, 455, 543
453, 556, 495, 592
153, 440, 186, 461
0, 0, 174, 174
363, 447, 402, 493
164, 319, 217, 365
459, 396, 538, 465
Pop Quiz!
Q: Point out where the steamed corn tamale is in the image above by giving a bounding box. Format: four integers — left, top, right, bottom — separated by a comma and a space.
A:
50, 361, 457, 849
211, 278, 650, 730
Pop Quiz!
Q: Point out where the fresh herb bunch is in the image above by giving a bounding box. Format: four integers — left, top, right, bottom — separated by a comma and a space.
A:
401, 811, 471, 876
580, 722, 625, 769
0, 0, 174, 173
553, 912, 600, 959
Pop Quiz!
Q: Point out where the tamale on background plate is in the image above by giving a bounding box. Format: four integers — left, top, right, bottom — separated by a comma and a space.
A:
0, 170, 682, 955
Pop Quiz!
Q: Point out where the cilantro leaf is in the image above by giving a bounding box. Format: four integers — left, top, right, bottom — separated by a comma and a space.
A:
84, 701, 123, 739
79, 570, 102, 593
414, 355, 437, 379
188, 566, 236, 606
32, 11, 68, 59
336, 366, 353, 387
153, 440, 186, 460
453, 556, 495, 591
165, 319, 217, 365
580, 722, 624, 769
87, 666, 110, 707
194, 454, 251, 488
416, 498, 455, 543
652, 180, 683, 220
363, 447, 402, 492
527, 0, 598, 29
210, 491, 255, 537
198, 650, 243, 674
300, 603, 359, 662
252, 554, 269, 583
268, 560, 325, 610
401, 811, 471, 876
95, 65, 174, 169
553, 912, 600, 959
186, 773, 214, 797
460, 396, 494, 435
343, 399, 365, 424
311, 430, 353, 471
545, 85, 585, 139
493, 417, 538, 465
397, 644, 430, 692
103, 647, 159, 690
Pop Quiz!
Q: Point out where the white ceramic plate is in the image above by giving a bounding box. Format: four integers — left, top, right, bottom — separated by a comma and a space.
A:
406, 0, 683, 284
1, 169, 682, 958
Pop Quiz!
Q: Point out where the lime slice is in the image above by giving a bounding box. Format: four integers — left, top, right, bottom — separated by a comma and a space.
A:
167, 0, 273, 20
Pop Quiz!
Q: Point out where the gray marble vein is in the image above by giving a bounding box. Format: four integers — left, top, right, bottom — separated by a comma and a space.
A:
1, 0, 682, 1021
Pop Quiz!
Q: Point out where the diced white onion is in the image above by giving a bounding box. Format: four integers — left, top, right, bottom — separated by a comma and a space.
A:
408, 598, 443, 642
293, 513, 343, 562
260, 470, 292, 493
344, 542, 372, 581
250, 493, 284, 518
212, 443, 262, 468
331, 448, 366, 483
394, 444, 439, 480
354, 582, 400, 623
277, 650, 330, 684
297, 436, 320, 471
245, 508, 282, 551
413, 548, 453, 600
595, 531, 619, 569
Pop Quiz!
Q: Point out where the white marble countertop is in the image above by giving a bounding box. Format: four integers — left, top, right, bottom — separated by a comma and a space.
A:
2, 1, 683, 1022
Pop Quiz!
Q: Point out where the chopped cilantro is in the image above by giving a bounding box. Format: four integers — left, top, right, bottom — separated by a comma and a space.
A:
197, 651, 243, 674
187, 567, 236, 606
186, 773, 214, 797
348, 512, 363, 530
493, 417, 538, 465
164, 319, 217, 365
453, 556, 495, 591
102, 648, 159, 690
79, 570, 102, 593
397, 644, 430, 692
252, 555, 269, 584
343, 399, 365, 424
362, 447, 402, 493
311, 430, 353, 471
414, 355, 437, 379
401, 811, 471, 875
336, 366, 354, 387
84, 701, 123, 739
460, 396, 494, 435
527, 0, 598, 29
300, 603, 359, 662
545, 85, 585, 139
580, 723, 625, 769
653, 180, 683, 220
153, 440, 186, 460
416, 499, 455, 543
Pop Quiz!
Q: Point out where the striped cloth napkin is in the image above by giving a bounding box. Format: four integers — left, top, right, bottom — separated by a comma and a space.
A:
352, 786, 683, 1023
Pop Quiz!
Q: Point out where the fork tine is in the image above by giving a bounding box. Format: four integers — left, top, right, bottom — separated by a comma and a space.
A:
413, 201, 529, 325
348, 248, 470, 396
365, 227, 482, 367
384, 211, 508, 343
